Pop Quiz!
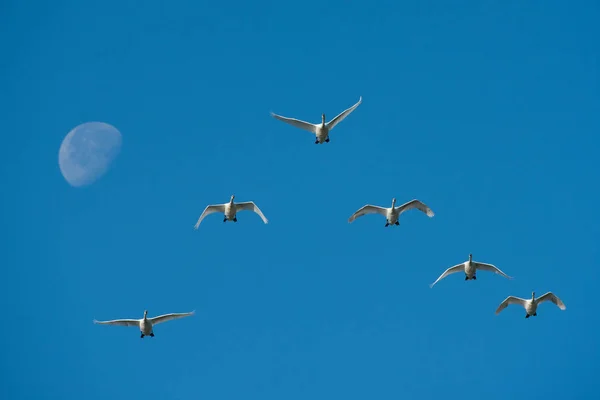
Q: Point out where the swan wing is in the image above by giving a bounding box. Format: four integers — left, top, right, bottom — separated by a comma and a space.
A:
396, 199, 435, 217
495, 296, 527, 315
236, 201, 269, 224
429, 263, 465, 288
326, 96, 362, 130
348, 205, 388, 223
194, 204, 226, 229
536, 292, 566, 310
93, 318, 140, 327
149, 311, 195, 325
473, 262, 513, 280
270, 112, 317, 134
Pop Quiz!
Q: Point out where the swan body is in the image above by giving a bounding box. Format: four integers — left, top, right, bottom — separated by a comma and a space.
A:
348, 198, 434, 227
94, 310, 195, 338
194, 195, 268, 229
495, 291, 566, 318
271, 97, 362, 144
429, 254, 513, 288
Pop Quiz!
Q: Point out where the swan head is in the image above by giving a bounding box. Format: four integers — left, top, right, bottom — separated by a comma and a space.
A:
143, 310, 148, 317
321, 113, 326, 124
469, 253, 473, 262
230, 195, 235, 202
532, 291, 536, 299
392, 198, 396, 207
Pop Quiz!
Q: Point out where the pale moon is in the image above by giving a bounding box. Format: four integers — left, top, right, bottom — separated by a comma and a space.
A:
58, 122, 122, 187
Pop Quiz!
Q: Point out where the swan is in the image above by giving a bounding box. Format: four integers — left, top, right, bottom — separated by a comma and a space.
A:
429, 254, 513, 288
194, 195, 268, 229
348, 198, 434, 227
495, 291, 566, 318
270, 97, 362, 144
93, 310, 195, 338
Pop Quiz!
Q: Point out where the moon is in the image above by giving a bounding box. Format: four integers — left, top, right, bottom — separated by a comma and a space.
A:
58, 122, 122, 187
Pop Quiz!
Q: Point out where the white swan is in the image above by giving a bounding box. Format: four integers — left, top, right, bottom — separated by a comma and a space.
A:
495, 291, 566, 318
270, 97, 362, 144
94, 310, 195, 338
348, 198, 434, 227
429, 254, 513, 288
194, 195, 268, 229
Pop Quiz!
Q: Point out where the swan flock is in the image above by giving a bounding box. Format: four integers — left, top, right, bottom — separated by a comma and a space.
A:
94, 96, 566, 339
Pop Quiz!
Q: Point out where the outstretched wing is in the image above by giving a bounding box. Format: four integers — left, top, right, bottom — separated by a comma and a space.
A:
194, 204, 226, 229
326, 96, 362, 130
348, 205, 388, 223
236, 201, 269, 224
473, 262, 513, 280
93, 318, 140, 327
495, 296, 527, 315
149, 311, 195, 325
429, 263, 465, 288
396, 199, 435, 217
270, 112, 317, 133
536, 292, 566, 310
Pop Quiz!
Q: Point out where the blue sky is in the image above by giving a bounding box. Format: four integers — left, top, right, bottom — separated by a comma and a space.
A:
2, 0, 599, 399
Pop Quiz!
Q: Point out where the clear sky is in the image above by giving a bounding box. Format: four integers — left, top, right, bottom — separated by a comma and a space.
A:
2, 1, 599, 399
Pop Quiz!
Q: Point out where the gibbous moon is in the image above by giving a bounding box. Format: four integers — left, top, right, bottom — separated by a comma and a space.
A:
58, 122, 122, 187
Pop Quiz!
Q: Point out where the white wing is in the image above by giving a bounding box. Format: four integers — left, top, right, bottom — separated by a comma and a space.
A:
536, 292, 566, 310
429, 263, 465, 288
396, 199, 435, 217
326, 96, 362, 130
93, 318, 140, 327
194, 204, 226, 229
495, 296, 527, 315
348, 205, 388, 223
149, 311, 195, 325
235, 201, 269, 224
473, 262, 513, 280
270, 112, 317, 133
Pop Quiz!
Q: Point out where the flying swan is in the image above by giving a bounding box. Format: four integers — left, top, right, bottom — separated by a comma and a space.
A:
429, 254, 513, 288
495, 291, 566, 318
93, 310, 195, 338
194, 195, 268, 229
270, 97, 362, 144
348, 198, 434, 227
